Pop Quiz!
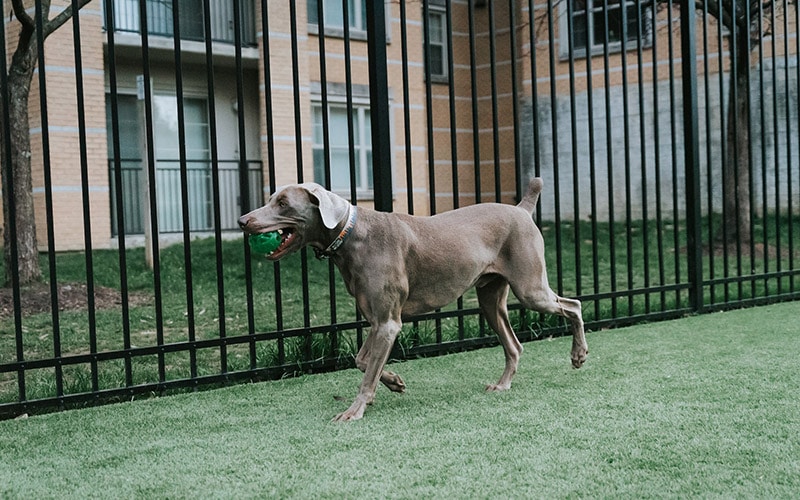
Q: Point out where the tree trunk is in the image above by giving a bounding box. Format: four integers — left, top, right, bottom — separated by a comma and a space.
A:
2, 29, 41, 285
722, 30, 752, 246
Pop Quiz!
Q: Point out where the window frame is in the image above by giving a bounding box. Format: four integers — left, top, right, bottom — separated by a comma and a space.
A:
311, 96, 375, 199
307, 0, 391, 42
559, 0, 654, 60
424, 2, 448, 83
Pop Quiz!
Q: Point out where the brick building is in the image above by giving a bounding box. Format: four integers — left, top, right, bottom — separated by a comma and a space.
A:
3, 0, 797, 251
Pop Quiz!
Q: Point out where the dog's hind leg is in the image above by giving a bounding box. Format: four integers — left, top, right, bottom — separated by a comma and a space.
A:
514, 287, 588, 368
477, 277, 523, 391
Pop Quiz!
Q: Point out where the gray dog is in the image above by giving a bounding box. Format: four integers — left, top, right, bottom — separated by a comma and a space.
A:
238, 178, 587, 421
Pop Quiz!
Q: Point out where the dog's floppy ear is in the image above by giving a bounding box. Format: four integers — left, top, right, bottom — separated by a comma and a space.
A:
302, 183, 350, 229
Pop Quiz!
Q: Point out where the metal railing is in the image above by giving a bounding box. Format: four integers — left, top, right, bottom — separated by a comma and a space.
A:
1, 0, 798, 419
106, 0, 258, 46
108, 160, 263, 235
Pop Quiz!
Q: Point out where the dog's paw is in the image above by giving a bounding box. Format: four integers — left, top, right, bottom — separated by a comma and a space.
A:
485, 382, 511, 392
332, 410, 363, 423
571, 346, 588, 368
383, 371, 406, 393
332, 395, 371, 422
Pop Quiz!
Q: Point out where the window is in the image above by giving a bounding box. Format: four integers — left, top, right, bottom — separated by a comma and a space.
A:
425, 3, 447, 82
107, 94, 213, 234
152, 96, 212, 233
308, 0, 367, 34
312, 103, 373, 196
564, 0, 653, 58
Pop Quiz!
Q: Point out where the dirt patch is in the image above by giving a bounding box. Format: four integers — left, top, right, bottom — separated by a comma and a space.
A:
702, 242, 795, 260
0, 282, 151, 319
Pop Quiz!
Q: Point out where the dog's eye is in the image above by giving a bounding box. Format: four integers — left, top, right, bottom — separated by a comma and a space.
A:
278, 200, 287, 208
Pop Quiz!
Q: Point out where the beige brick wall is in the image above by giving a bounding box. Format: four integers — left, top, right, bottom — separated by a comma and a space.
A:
3, 0, 110, 251
6, 0, 794, 251
428, 1, 519, 211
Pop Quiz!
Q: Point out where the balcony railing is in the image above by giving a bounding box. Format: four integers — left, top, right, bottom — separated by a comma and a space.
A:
106, 0, 257, 47
109, 159, 263, 236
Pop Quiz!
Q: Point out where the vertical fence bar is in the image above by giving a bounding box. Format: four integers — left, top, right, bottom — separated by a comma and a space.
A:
365, 0, 393, 213
399, 0, 414, 213
758, 2, 769, 295
565, 0, 581, 298
261, 0, 286, 365
652, 3, 666, 312
602, 0, 617, 318
508, 0, 521, 203
488, 0, 501, 202
745, 0, 756, 301
635, 1, 650, 314
0, 0, 25, 407
701, 2, 715, 306
467, 0, 486, 336
446, 1, 458, 208
231, 0, 257, 369
770, 4, 781, 295
288, 0, 312, 358
667, 2, 682, 308
583, 4, 600, 322
69, 0, 100, 393
341, 0, 364, 353
317, 0, 333, 190
442, 1, 464, 340
316, 0, 341, 361
681, 2, 703, 312
546, 0, 563, 296
201, 0, 229, 375
717, 0, 730, 303
730, 0, 743, 300
33, 0, 63, 402
620, 3, 634, 316
469, 0, 481, 204
423, 0, 436, 214
171, 0, 198, 380
788, 0, 796, 293
104, 0, 134, 390
136, 0, 167, 385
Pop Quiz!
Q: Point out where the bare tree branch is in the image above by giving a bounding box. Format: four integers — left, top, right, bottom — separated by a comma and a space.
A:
44, 0, 93, 38
10, 0, 35, 30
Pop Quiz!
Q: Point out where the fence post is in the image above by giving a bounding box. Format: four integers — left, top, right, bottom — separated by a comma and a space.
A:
681, 4, 703, 312
365, 0, 393, 212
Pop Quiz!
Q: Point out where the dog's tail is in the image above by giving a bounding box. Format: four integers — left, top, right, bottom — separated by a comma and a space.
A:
517, 177, 543, 215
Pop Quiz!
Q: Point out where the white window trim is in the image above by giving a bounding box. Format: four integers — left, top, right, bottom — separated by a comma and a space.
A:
558, 0, 654, 60
425, 4, 448, 83
311, 82, 394, 200
311, 96, 373, 198
307, 0, 392, 44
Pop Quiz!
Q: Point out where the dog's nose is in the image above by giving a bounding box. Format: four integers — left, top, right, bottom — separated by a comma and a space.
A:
238, 215, 249, 230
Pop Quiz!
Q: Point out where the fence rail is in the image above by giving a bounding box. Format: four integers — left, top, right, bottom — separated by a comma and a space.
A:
1, 0, 798, 419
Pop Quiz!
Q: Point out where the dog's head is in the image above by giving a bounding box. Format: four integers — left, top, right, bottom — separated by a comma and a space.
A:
238, 183, 350, 260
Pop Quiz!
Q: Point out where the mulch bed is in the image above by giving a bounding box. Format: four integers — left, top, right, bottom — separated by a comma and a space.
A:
0, 282, 151, 319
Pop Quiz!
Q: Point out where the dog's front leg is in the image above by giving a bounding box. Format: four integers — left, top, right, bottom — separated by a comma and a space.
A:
333, 318, 401, 422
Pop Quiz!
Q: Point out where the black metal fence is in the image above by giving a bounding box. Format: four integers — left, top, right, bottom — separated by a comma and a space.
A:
1, 0, 798, 419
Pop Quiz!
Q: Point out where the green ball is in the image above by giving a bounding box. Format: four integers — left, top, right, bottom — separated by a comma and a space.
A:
249, 231, 282, 254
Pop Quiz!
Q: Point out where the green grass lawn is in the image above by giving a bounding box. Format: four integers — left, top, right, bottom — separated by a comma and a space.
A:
1, 301, 798, 498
